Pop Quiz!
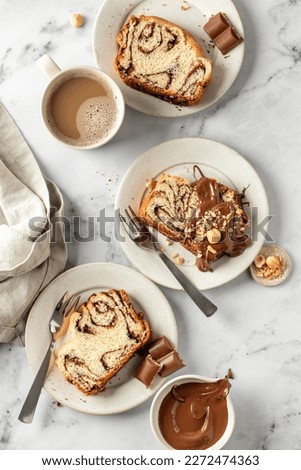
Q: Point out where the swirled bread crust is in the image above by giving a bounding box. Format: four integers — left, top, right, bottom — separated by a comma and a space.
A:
56, 289, 151, 395
115, 15, 212, 106
139, 172, 250, 272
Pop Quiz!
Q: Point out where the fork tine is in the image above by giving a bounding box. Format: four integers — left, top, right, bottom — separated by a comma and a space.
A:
127, 205, 138, 218
64, 295, 81, 318
127, 205, 144, 229
118, 212, 127, 225
55, 291, 69, 311
119, 212, 132, 238
128, 206, 151, 235
61, 294, 77, 316
124, 208, 141, 233
53, 295, 81, 342
125, 207, 148, 235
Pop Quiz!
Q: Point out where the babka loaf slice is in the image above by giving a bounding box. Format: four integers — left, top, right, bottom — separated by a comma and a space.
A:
115, 15, 212, 106
139, 170, 250, 272
56, 289, 151, 395
139, 173, 198, 240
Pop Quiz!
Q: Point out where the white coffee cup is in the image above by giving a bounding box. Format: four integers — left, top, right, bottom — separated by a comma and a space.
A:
37, 54, 125, 150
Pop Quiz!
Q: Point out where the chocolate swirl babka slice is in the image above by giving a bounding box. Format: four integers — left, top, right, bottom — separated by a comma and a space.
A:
115, 15, 212, 106
139, 169, 250, 272
139, 173, 198, 240
56, 289, 151, 395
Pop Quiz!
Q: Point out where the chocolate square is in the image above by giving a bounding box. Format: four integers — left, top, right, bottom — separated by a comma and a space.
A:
147, 336, 174, 360
203, 11, 243, 56
134, 354, 161, 388
158, 351, 185, 378
203, 12, 230, 39
214, 27, 243, 55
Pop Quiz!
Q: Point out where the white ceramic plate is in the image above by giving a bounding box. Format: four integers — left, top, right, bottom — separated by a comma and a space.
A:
115, 138, 269, 290
25, 263, 178, 414
92, 0, 244, 117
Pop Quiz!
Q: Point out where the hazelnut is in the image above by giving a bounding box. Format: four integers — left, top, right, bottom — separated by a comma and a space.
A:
176, 256, 184, 265
171, 253, 178, 259
206, 228, 221, 244
222, 190, 235, 202
254, 255, 266, 269
266, 255, 281, 269
264, 268, 273, 278
70, 13, 84, 28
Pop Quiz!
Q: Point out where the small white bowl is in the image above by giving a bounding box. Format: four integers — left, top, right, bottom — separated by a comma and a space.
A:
250, 244, 292, 287
150, 374, 235, 450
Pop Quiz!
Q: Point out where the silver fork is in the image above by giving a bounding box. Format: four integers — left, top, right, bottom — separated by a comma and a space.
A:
18, 292, 81, 424
119, 206, 217, 318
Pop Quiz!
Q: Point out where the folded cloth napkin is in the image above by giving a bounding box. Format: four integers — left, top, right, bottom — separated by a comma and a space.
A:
0, 103, 67, 345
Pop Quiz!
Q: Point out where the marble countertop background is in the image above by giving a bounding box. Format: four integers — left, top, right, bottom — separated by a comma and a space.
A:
1, 0, 301, 450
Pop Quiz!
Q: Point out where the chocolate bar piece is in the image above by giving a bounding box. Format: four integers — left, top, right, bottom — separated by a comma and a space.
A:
134, 336, 186, 387
148, 336, 174, 360
158, 351, 186, 378
203, 12, 243, 55
134, 354, 161, 388
214, 26, 243, 55
204, 12, 230, 39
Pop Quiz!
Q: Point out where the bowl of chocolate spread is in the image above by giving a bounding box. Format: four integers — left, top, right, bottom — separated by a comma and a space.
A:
150, 374, 235, 450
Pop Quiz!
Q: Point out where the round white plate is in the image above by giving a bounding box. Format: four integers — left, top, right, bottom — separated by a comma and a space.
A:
25, 262, 178, 414
115, 138, 269, 290
92, 0, 244, 117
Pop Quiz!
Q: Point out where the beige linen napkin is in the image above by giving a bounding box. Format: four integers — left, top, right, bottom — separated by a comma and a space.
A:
0, 103, 67, 344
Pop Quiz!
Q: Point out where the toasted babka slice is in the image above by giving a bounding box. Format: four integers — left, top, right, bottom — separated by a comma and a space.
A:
56, 289, 151, 395
139, 170, 250, 272
115, 15, 212, 106
139, 173, 198, 240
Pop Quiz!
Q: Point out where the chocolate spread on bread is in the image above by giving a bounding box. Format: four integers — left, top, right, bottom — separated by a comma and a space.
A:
139, 166, 250, 272
186, 166, 250, 271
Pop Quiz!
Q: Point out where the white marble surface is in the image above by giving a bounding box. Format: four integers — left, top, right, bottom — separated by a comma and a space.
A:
1, 0, 301, 451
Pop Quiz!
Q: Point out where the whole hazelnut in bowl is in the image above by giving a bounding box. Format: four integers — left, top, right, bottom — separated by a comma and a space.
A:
150, 374, 235, 450
250, 244, 292, 287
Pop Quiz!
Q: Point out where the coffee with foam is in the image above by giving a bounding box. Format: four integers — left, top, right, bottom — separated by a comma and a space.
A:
46, 72, 118, 147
